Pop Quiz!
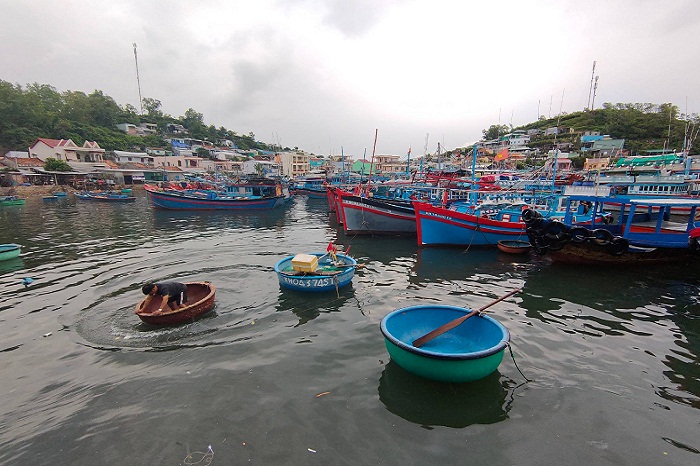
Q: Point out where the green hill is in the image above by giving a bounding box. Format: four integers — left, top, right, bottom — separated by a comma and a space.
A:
0, 80, 284, 154
513, 103, 698, 155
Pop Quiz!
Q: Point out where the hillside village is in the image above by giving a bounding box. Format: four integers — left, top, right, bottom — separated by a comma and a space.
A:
1, 80, 698, 187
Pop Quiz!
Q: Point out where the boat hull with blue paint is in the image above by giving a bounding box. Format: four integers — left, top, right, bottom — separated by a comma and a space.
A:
414, 201, 527, 247
274, 253, 357, 292
76, 191, 136, 202
145, 185, 288, 210
380, 305, 510, 383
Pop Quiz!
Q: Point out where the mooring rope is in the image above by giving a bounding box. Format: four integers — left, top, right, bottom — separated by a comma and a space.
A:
507, 342, 532, 382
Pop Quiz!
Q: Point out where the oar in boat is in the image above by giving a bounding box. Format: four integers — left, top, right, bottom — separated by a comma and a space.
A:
412, 288, 522, 348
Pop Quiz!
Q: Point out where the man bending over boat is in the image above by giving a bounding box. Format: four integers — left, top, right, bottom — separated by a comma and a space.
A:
141, 282, 188, 313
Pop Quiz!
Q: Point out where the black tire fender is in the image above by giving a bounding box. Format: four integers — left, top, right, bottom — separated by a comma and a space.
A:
592, 228, 614, 246
606, 236, 629, 255
544, 220, 567, 241
568, 226, 590, 244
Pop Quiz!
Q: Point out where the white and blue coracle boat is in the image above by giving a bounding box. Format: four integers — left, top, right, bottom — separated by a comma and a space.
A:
274, 252, 358, 292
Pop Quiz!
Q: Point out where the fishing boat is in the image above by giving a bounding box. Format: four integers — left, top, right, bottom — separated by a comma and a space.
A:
76, 191, 136, 202
0, 196, 26, 206
336, 190, 417, 235
292, 175, 327, 198
134, 281, 216, 325
274, 252, 358, 292
413, 192, 611, 248
524, 195, 700, 264
144, 180, 291, 210
380, 304, 510, 383
0, 244, 21, 262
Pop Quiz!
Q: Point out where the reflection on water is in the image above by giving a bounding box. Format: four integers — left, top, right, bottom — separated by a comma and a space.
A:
378, 361, 510, 428
275, 285, 356, 326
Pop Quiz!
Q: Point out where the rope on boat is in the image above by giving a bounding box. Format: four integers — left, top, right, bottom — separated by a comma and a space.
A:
507, 342, 532, 382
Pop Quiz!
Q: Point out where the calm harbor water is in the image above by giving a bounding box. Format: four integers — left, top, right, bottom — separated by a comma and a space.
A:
1, 193, 699, 465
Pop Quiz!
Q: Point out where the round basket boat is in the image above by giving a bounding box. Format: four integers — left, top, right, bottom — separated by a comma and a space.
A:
497, 240, 531, 254
134, 281, 216, 326
380, 305, 510, 383
0, 243, 22, 262
274, 253, 357, 292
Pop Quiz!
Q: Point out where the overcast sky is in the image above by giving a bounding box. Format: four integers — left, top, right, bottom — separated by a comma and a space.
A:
2, 0, 699, 158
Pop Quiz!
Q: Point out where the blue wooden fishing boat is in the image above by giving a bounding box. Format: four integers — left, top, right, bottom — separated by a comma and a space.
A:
145, 181, 291, 210
274, 252, 357, 292
524, 195, 700, 264
414, 193, 611, 248
0, 243, 22, 262
76, 191, 136, 202
380, 304, 510, 383
292, 176, 327, 198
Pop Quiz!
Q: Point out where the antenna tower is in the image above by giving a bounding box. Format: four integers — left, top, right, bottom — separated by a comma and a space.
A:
133, 43, 143, 114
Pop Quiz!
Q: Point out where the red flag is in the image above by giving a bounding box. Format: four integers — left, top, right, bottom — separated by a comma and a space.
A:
495, 147, 509, 161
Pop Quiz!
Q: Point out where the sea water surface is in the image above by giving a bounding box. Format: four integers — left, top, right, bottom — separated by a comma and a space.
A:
1, 193, 699, 465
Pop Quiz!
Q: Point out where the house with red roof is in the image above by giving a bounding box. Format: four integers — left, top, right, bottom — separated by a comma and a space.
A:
28, 138, 106, 163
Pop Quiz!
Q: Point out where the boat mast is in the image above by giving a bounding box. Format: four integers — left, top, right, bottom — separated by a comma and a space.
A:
133, 43, 143, 114
551, 89, 565, 192
364, 129, 378, 195
341, 146, 345, 184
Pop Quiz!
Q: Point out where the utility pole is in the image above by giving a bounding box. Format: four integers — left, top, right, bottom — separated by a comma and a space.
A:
133, 43, 143, 114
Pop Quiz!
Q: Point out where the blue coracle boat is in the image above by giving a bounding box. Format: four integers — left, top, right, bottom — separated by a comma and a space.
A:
380, 305, 510, 383
274, 253, 357, 292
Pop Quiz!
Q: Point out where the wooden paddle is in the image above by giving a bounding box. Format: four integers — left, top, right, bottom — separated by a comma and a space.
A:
412, 288, 522, 348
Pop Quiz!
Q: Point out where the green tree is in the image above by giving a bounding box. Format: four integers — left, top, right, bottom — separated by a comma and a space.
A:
44, 157, 73, 172
482, 124, 510, 140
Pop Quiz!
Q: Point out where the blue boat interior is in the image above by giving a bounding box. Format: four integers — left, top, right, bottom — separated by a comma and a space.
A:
382, 305, 509, 359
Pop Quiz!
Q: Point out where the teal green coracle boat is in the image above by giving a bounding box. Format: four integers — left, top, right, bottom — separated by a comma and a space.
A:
380, 305, 510, 383
0, 196, 26, 206
0, 244, 21, 262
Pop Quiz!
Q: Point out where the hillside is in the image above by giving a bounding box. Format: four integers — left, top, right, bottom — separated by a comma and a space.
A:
0, 80, 284, 155
513, 103, 698, 155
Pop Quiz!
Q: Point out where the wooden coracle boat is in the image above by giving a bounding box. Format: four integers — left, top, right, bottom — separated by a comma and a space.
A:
134, 281, 216, 325
496, 240, 532, 254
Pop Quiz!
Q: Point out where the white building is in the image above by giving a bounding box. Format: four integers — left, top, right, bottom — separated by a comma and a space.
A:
151, 155, 206, 173
114, 150, 156, 165
28, 138, 105, 163
278, 151, 309, 178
